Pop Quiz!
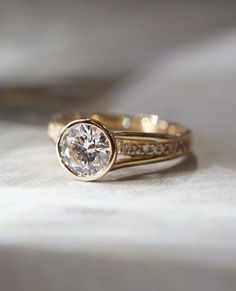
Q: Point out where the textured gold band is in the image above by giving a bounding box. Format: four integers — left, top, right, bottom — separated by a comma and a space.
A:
48, 113, 192, 172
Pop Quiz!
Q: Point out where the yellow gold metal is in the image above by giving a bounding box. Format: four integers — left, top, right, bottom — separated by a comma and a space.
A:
48, 113, 192, 181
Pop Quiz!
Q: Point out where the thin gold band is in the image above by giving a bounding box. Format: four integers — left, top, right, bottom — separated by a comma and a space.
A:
48, 113, 192, 173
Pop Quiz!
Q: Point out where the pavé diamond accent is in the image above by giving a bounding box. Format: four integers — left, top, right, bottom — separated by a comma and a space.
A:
57, 121, 113, 180
118, 140, 189, 157
151, 144, 158, 153
142, 144, 150, 153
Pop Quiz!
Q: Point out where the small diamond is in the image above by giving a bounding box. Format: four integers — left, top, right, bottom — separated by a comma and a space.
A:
127, 145, 132, 154
58, 121, 113, 180
151, 144, 158, 154
158, 144, 165, 154
132, 145, 138, 153
142, 144, 150, 153
123, 144, 129, 154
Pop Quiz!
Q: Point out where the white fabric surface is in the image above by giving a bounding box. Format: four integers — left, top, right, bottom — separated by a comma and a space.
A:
1, 2, 236, 291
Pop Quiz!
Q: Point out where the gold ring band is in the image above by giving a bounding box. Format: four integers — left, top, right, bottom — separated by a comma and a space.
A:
48, 113, 192, 181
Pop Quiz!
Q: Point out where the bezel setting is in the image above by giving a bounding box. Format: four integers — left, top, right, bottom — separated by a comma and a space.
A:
56, 119, 117, 181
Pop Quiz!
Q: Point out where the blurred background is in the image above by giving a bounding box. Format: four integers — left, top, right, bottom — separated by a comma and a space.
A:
1, 0, 236, 125
1, 1, 236, 291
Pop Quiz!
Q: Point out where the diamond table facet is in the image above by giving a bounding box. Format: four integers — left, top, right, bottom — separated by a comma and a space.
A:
57, 120, 114, 180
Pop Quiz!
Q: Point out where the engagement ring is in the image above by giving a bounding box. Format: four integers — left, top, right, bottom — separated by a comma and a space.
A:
48, 113, 192, 181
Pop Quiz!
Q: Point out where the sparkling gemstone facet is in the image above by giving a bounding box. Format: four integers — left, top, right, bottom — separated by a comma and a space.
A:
58, 121, 113, 179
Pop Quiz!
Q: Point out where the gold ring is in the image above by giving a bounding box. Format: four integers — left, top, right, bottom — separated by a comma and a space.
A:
48, 113, 192, 181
